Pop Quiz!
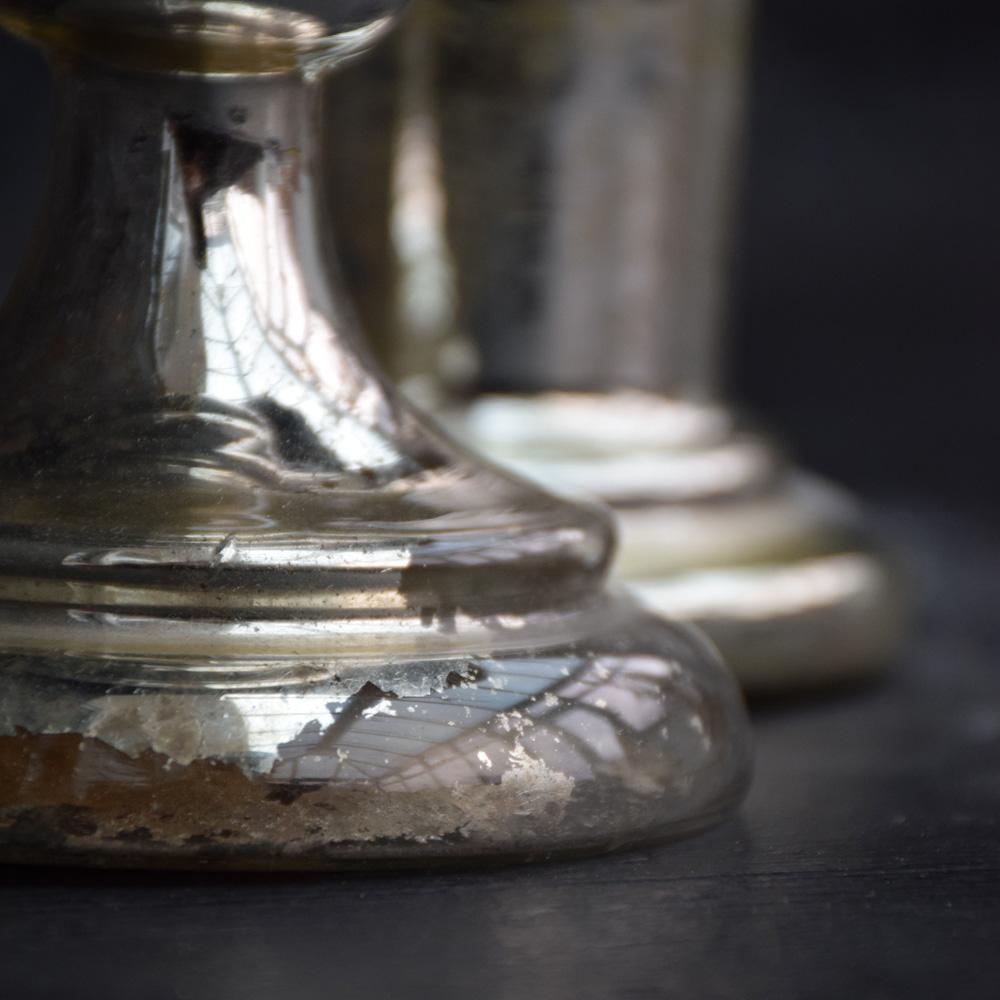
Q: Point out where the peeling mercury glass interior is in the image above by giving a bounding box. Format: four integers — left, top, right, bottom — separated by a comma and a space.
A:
355, 0, 908, 690
0, 1, 751, 867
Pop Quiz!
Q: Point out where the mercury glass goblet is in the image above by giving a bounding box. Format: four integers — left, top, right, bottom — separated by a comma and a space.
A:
375, 0, 907, 691
0, 1, 750, 868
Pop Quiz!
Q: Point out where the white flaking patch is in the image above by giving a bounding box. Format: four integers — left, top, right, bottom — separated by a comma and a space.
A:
362, 698, 396, 720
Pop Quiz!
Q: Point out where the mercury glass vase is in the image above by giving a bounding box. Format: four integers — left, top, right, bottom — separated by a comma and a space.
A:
0, 1, 750, 868
375, 0, 907, 690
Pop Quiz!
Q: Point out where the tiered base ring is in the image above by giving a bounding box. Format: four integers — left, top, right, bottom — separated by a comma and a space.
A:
460, 392, 907, 692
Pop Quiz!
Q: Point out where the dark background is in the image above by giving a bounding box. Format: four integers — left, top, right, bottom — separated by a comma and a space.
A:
1, 1, 998, 508
730, 0, 1000, 507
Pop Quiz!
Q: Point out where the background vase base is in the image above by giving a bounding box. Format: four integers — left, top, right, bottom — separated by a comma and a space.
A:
457, 393, 908, 692
630, 543, 903, 693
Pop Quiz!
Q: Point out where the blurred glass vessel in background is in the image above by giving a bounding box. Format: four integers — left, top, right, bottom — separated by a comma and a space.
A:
350, 0, 907, 691
0, 0, 751, 868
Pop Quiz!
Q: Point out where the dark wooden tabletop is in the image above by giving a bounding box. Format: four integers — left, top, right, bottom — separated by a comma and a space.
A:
1, 502, 998, 1000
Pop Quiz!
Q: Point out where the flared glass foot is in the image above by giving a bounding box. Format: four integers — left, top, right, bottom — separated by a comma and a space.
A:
0, 596, 749, 869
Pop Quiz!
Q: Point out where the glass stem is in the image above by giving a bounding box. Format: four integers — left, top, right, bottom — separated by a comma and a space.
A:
0, 60, 386, 429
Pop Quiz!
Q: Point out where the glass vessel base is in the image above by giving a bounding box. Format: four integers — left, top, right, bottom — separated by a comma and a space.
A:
0, 600, 750, 870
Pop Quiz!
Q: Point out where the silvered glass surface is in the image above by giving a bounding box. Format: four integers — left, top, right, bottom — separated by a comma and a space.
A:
0, 0, 751, 867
